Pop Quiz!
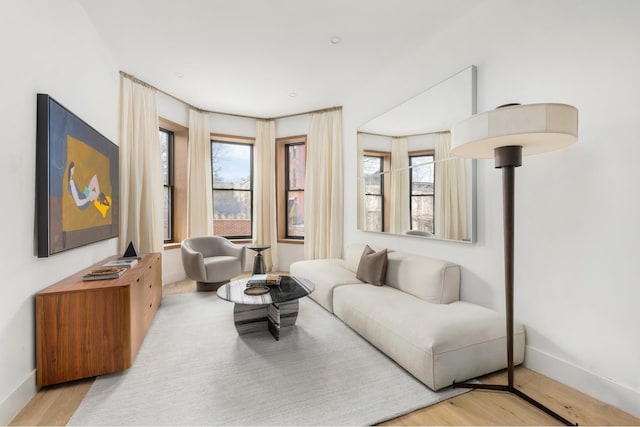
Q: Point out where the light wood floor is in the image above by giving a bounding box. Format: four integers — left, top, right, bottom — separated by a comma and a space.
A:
11, 279, 640, 426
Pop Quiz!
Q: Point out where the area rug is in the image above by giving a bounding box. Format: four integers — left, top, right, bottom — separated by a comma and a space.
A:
69, 292, 468, 426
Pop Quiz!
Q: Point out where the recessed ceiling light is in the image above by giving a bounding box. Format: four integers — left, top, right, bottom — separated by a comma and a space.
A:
175, 72, 184, 78
289, 92, 297, 98
330, 36, 342, 44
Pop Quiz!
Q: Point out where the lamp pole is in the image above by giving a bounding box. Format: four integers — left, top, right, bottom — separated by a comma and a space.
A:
453, 145, 576, 426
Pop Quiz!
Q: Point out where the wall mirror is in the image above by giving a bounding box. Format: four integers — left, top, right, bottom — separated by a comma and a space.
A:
357, 65, 477, 242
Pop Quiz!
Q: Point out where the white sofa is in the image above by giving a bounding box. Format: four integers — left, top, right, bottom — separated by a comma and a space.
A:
290, 244, 525, 390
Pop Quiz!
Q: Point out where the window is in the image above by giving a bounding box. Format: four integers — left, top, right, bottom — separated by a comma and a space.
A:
363, 155, 384, 232
409, 152, 435, 233
361, 150, 390, 232
158, 118, 188, 247
285, 142, 305, 238
277, 136, 306, 242
211, 137, 254, 239
159, 128, 174, 243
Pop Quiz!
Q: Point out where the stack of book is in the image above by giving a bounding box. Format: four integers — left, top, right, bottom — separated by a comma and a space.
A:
82, 267, 125, 281
102, 258, 138, 269
246, 274, 281, 287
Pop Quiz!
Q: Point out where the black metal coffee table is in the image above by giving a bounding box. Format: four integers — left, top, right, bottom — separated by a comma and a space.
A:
216, 276, 315, 340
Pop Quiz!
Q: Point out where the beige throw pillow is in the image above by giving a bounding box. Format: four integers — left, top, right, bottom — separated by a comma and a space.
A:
356, 245, 388, 286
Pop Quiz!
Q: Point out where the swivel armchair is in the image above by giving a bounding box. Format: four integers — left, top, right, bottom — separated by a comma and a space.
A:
181, 236, 246, 292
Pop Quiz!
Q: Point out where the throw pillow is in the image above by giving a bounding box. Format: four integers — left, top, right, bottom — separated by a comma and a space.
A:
356, 245, 388, 286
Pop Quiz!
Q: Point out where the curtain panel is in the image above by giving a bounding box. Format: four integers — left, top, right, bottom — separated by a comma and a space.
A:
356, 134, 365, 231
187, 109, 213, 237
119, 77, 163, 254
253, 119, 278, 271
390, 137, 409, 234
304, 109, 344, 260
434, 132, 468, 240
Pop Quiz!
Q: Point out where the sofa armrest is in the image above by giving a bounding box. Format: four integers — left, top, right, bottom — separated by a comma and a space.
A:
181, 243, 207, 282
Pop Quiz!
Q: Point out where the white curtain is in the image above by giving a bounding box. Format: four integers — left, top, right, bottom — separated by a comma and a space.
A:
356, 134, 366, 231
390, 137, 409, 234
434, 132, 468, 240
253, 119, 278, 271
187, 109, 213, 237
119, 77, 163, 254
304, 109, 343, 260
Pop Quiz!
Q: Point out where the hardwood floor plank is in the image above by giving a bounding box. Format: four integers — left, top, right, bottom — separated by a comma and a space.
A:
9, 378, 93, 426
381, 367, 640, 426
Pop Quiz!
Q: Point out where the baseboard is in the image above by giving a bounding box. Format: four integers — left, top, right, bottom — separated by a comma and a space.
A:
0, 370, 37, 426
524, 345, 640, 419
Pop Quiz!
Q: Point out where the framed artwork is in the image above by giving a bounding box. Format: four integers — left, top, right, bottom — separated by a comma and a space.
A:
36, 94, 119, 257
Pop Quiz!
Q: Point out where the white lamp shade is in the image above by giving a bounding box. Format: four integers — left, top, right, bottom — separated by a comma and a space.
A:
450, 103, 578, 159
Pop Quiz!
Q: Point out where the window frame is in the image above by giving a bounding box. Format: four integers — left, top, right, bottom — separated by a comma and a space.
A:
363, 150, 391, 232
159, 127, 174, 244
158, 118, 188, 249
276, 135, 307, 243
408, 149, 435, 233
211, 134, 255, 240
284, 141, 305, 240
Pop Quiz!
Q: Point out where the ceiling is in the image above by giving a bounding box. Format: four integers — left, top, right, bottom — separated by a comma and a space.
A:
79, 0, 477, 118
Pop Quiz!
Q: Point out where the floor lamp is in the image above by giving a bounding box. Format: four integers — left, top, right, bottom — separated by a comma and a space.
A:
449, 103, 578, 426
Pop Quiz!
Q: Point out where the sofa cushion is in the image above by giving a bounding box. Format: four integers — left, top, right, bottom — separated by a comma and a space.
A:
332, 284, 525, 390
289, 259, 362, 313
385, 251, 460, 304
356, 245, 388, 286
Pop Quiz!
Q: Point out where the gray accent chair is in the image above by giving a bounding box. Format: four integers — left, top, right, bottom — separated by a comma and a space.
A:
181, 236, 246, 291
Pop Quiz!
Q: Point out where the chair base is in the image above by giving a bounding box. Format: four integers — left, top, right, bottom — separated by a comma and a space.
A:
197, 280, 229, 292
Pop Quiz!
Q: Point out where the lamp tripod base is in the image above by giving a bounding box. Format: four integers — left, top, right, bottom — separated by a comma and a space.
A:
452, 380, 577, 425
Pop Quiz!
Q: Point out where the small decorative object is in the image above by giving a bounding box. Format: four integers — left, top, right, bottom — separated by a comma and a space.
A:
244, 285, 269, 295
119, 241, 142, 260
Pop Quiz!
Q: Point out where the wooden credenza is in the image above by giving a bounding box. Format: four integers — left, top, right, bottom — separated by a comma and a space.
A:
35, 253, 162, 387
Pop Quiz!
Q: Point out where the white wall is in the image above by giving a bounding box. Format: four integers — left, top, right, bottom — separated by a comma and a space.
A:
343, 0, 640, 417
0, 1, 119, 423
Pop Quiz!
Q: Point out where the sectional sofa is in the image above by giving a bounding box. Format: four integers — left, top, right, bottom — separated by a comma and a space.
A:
290, 243, 525, 390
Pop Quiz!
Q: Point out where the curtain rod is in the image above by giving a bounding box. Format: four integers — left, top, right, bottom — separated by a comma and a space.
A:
119, 71, 342, 121
357, 129, 451, 139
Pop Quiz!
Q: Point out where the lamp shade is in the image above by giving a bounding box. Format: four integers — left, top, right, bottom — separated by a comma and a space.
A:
450, 103, 578, 159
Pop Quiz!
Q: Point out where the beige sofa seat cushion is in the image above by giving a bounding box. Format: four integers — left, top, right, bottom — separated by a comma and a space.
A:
332, 284, 525, 390
385, 251, 460, 304
289, 259, 362, 312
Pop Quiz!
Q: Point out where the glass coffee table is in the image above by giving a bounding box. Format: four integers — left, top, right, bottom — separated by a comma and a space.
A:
216, 275, 315, 340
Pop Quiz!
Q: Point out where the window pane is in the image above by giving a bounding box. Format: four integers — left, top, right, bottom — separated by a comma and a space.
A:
287, 144, 305, 190
363, 156, 383, 195
365, 195, 383, 232
287, 190, 304, 237
159, 130, 169, 186
212, 142, 251, 190
213, 190, 251, 237
411, 195, 434, 233
163, 187, 170, 241
410, 156, 434, 195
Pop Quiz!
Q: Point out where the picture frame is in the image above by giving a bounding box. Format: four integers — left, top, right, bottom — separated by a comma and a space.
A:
36, 94, 119, 257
